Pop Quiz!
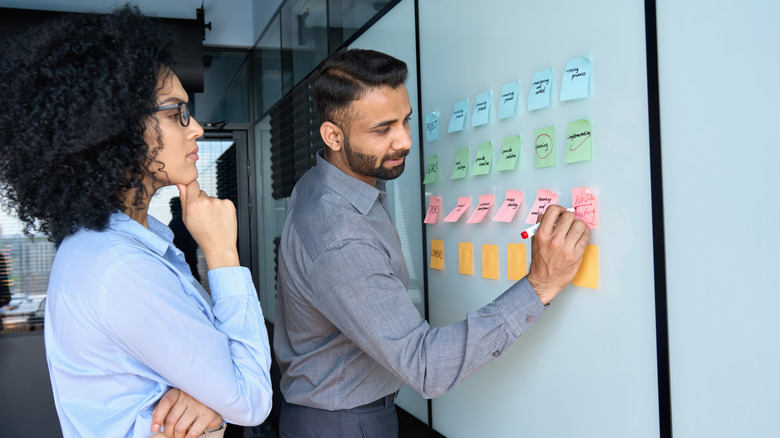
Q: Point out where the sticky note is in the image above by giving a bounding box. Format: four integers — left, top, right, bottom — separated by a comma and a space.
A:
423, 155, 439, 184
507, 243, 527, 280
525, 189, 558, 224
467, 195, 495, 224
528, 68, 553, 111
493, 190, 523, 223
497, 135, 521, 171
443, 197, 471, 222
534, 126, 557, 168
482, 244, 499, 280
423, 196, 442, 224
560, 56, 592, 101
472, 91, 492, 127
425, 112, 440, 142
451, 147, 470, 179
430, 239, 444, 270
498, 81, 521, 120
459, 242, 473, 275
448, 99, 468, 133
565, 119, 593, 163
572, 187, 598, 229
572, 244, 598, 289
470, 141, 493, 176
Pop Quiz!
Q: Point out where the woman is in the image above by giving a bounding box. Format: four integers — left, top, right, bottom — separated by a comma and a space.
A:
0, 6, 272, 438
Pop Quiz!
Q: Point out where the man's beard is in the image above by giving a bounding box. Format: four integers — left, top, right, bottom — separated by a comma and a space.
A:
343, 134, 408, 181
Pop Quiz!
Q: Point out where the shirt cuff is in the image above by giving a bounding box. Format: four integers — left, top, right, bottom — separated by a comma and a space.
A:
207, 266, 256, 301
494, 277, 547, 338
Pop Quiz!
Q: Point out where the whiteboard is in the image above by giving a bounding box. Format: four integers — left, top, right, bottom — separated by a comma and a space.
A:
417, 0, 660, 436
346, 0, 429, 424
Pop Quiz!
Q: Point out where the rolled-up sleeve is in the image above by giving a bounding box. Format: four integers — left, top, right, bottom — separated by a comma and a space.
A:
308, 235, 545, 399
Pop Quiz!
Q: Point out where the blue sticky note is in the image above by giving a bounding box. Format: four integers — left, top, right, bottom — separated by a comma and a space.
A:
448, 99, 468, 133
528, 68, 553, 111
498, 81, 521, 120
425, 112, 440, 142
561, 56, 592, 101
471, 91, 492, 127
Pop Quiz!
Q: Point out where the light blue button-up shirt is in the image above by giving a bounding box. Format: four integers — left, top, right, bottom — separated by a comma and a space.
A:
44, 212, 272, 438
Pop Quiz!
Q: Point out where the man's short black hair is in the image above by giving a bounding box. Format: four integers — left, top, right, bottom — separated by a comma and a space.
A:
311, 49, 408, 127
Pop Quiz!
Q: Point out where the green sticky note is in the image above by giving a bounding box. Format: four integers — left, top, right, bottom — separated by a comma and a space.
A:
470, 141, 493, 176
565, 119, 593, 163
534, 126, 556, 168
497, 135, 521, 171
451, 147, 470, 179
423, 155, 439, 184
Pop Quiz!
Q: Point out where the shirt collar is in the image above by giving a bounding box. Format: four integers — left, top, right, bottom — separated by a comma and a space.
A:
107, 211, 174, 257
315, 150, 387, 216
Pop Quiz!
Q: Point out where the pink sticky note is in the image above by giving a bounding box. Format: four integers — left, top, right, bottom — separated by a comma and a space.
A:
572, 187, 598, 229
423, 196, 442, 224
467, 195, 495, 224
493, 190, 524, 223
525, 189, 558, 224
443, 197, 472, 222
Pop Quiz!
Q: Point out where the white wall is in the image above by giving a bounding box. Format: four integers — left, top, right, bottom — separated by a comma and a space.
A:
656, 1, 780, 437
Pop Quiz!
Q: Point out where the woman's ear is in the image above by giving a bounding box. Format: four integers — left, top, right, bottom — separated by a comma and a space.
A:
320, 122, 343, 152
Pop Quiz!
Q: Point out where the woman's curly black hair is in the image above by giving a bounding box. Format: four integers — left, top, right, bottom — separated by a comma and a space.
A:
0, 5, 175, 243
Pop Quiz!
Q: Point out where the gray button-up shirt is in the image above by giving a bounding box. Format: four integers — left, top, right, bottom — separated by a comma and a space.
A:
274, 151, 545, 411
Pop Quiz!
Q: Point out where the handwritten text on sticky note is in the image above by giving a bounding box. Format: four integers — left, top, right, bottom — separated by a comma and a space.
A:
451, 147, 469, 179
423, 196, 442, 224
444, 197, 471, 222
467, 194, 495, 224
493, 190, 523, 223
448, 99, 468, 133
425, 112, 440, 142
525, 189, 558, 224
471, 141, 493, 176
572, 187, 598, 229
430, 239, 444, 270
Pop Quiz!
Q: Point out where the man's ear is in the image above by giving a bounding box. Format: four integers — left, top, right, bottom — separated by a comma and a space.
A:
320, 122, 343, 152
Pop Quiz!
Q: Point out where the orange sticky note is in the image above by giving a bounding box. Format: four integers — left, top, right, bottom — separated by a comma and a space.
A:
507, 244, 527, 280
481, 244, 499, 279
458, 242, 473, 275
430, 240, 444, 270
572, 244, 598, 289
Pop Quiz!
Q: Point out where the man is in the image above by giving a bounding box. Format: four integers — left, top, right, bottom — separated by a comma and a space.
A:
274, 49, 590, 437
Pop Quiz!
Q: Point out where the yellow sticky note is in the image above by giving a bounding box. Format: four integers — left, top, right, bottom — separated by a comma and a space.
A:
507, 244, 527, 280
572, 245, 598, 289
430, 240, 444, 270
482, 244, 499, 279
459, 242, 473, 275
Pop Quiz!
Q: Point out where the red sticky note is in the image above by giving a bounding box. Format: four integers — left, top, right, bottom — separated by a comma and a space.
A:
424, 196, 442, 224
467, 195, 495, 224
443, 197, 472, 222
493, 190, 523, 222
572, 187, 598, 229
525, 189, 558, 224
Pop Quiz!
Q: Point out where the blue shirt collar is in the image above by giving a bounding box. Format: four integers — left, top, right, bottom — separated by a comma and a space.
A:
107, 211, 174, 257
315, 149, 387, 216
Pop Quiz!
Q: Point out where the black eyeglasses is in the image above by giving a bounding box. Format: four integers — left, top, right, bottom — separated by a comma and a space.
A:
149, 101, 191, 127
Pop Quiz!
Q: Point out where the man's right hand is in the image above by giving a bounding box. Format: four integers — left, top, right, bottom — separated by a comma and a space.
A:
525, 205, 590, 305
